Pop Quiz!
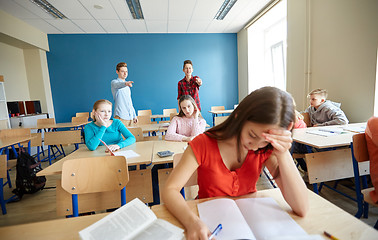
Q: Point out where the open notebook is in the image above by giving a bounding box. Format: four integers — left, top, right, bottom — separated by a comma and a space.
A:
99, 139, 140, 159
198, 197, 321, 240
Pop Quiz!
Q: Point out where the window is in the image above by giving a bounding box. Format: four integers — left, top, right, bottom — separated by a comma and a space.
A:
247, 0, 287, 93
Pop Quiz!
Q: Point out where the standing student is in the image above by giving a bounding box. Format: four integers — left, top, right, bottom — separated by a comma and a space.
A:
165, 95, 206, 142
84, 99, 135, 151
177, 60, 202, 111
111, 62, 138, 126
162, 87, 309, 239
304, 88, 348, 126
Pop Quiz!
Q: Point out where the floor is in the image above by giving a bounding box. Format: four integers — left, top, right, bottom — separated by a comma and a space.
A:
0, 145, 377, 231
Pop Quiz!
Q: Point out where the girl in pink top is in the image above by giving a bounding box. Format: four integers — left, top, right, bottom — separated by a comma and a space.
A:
165, 95, 206, 142
162, 87, 309, 240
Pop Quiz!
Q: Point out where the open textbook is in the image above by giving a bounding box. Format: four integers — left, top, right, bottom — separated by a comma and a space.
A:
99, 139, 140, 159
198, 197, 318, 240
79, 198, 184, 240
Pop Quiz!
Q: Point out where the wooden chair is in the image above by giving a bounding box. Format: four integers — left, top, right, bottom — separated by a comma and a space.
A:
163, 108, 177, 117
138, 109, 152, 116
211, 106, 225, 111
137, 115, 151, 125
0, 128, 31, 189
173, 153, 198, 199
214, 116, 228, 126
75, 112, 89, 118
71, 116, 88, 124
302, 112, 311, 127
352, 133, 378, 228
44, 130, 81, 165
0, 154, 18, 214
127, 127, 144, 142
61, 156, 129, 217
170, 113, 178, 121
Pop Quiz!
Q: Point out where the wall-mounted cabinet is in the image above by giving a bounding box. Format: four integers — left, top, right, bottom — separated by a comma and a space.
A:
0, 76, 10, 129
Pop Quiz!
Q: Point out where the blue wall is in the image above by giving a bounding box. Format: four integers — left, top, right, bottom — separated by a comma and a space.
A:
46, 33, 238, 125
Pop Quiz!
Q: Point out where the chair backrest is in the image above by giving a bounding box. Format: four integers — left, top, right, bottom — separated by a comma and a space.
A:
214, 116, 228, 126
211, 106, 225, 111
302, 112, 311, 127
173, 153, 197, 187
44, 130, 81, 146
127, 127, 144, 142
0, 155, 6, 179
138, 109, 152, 116
76, 112, 89, 118
163, 108, 177, 116
61, 156, 129, 195
353, 133, 369, 162
71, 116, 88, 124
137, 115, 151, 125
37, 118, 55, 127
170, 113, 178, 121
0, 128, 30, 139
30, 132, 42, 147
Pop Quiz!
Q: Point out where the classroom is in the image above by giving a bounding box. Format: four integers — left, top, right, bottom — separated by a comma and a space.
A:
0, 0, 377, 239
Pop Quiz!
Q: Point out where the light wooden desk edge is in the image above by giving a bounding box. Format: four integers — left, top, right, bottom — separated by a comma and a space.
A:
0, 188, 376, 240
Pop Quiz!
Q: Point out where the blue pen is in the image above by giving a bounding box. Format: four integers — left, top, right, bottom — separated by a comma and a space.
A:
208, 224, 222, 240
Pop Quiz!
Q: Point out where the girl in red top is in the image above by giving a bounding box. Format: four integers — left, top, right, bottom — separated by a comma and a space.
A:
162, 87, 309, 240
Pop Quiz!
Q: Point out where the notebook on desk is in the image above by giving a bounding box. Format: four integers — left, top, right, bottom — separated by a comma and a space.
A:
197, 197, 315, 240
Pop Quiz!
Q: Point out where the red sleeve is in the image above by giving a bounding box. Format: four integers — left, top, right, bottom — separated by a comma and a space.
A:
188, 134, 210, 166
177, 81, 183, 100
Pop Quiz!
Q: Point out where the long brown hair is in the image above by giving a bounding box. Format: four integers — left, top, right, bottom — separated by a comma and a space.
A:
205, 86, 295, 161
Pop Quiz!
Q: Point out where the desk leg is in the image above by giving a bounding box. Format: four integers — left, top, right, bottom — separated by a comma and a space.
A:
312, 183, 319, 194
351, 143, 368, 219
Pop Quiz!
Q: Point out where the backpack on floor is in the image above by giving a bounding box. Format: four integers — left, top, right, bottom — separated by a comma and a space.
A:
12, 149, 46, 199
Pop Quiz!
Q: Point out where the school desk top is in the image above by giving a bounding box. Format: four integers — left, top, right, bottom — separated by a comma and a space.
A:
0, 188, 376, 240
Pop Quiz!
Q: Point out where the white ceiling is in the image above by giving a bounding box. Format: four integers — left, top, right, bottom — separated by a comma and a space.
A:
0, 0, 272, 34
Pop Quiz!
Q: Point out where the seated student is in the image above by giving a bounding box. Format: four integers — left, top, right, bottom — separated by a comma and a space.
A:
304, 88, 348, 126
165, 95, 206, 142
365, 116, 378, 203
292, 110, 308, 172
84, 99, 135, 151
162, 87, 309, 239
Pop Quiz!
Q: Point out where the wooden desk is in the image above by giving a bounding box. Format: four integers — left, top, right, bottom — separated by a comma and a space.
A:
152, 140, 188, 164
37, 141, 154, 177
13, 121, 89, 130
208, 109, 233, 126
292, 123, 369, 217
1, 188, 376, 240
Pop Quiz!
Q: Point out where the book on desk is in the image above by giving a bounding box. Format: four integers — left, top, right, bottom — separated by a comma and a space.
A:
79, 198, 183, 240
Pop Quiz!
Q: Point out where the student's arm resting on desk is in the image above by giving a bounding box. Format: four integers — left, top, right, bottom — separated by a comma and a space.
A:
84, 123, 106, 151
263, 128, 309, 217
162, 146, 211, 240
115, 119, 136, 148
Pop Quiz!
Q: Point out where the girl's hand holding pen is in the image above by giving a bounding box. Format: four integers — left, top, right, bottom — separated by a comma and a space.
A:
186, 218, 211, 240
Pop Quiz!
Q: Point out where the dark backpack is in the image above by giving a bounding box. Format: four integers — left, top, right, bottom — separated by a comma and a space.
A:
12, 149, 46, 199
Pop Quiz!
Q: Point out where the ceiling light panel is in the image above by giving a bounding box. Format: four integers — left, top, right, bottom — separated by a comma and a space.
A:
48, 0, 92, 19
29, 0, 67, 19
126, 0, 144, 19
